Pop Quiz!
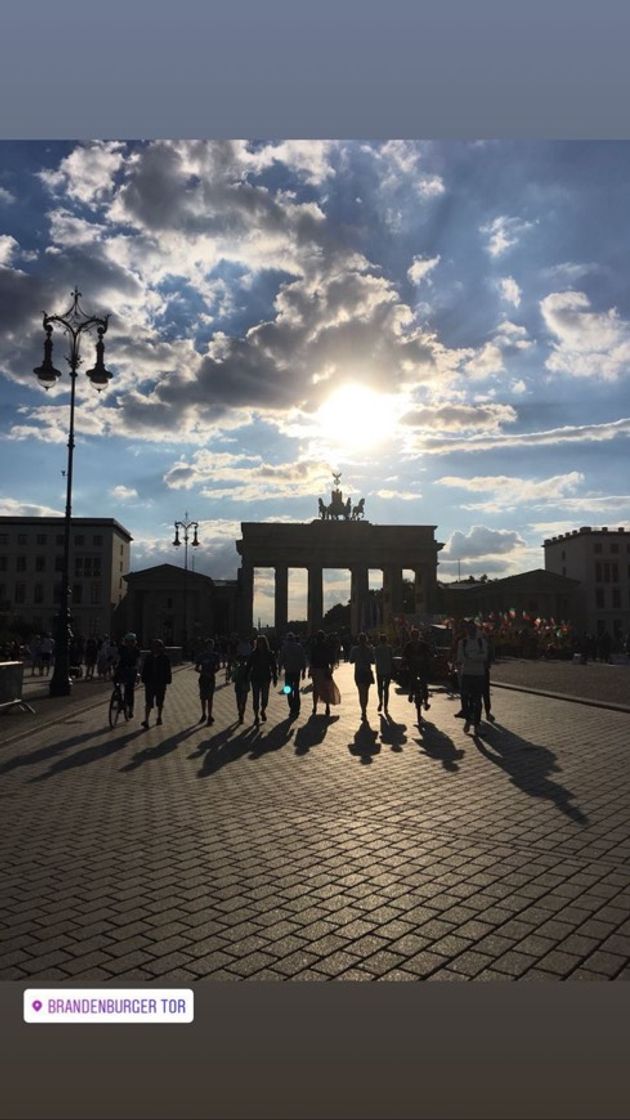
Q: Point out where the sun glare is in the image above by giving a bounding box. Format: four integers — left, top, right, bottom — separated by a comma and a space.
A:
316, 385, 400, 450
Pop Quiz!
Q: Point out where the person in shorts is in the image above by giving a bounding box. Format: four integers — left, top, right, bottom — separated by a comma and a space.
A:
195, 638, 220, 725
140, 638, 171, 728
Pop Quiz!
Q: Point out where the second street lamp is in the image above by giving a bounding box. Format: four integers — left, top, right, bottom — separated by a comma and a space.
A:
172, 512, 199, 658
34, 287, 113, 697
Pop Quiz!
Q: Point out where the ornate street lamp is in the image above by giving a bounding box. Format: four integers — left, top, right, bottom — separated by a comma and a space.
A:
34, 287, 112, 696
172, 512, 200, 657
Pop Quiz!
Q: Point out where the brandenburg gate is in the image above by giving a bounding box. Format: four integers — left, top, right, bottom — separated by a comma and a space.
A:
235, 475, 443, 634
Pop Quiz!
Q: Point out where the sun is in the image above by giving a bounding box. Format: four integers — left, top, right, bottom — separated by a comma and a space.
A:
316, 384, 401, 450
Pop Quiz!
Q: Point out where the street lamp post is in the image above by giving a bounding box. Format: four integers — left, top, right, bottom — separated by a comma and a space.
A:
34, 287, 112, 696
172, 512, 199, 657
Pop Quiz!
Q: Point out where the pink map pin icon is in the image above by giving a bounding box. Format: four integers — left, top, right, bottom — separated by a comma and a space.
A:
32, 1000, 42, 1012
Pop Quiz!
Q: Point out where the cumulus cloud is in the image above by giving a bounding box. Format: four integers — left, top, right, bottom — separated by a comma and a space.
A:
163, 451, 332, 504
464, 342, 505, 379
0, 496, 63, 517
407, 255, 440, 286
372, 488, 422, 500
436, 471, 584, 512
480, 215, 535, 257
0, 186, 15, 205
401, 402, 517, 432
441, 524, 527, 560
498, 276, 521, 307
541, 290, 630, 381
110, 485, 139, 501
39, 141, 126, 205
0, 234, 18, 266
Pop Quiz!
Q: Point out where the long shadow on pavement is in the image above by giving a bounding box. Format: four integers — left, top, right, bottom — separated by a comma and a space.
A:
1, 711, 153, 776
294, 713, 338, 756
119, 725, 200, 772
378, 714, 408, 752
249, 716, 296, 758
414, 721, 465, 772
472, 721, 589, 824
195, 723, 261, 778
28, 724, 149, 781
348, 720, 381, 764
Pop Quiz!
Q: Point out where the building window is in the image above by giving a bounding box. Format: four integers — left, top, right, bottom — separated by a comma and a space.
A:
93, 534, 103, 546
72, 584, 83, 604
595, 589, 605, 609
34, 583, 44, 605
56, 534, 64, 546
594, 543, 602, 554
595, 562, 602, 582
561, 550, 565, 560
15, 582, 26, 604
90, 583, 100, 604
596, 619, 606, 635
17, 533, 27, 545
612, 588, 621, 608
0, 533, 8, 545
16, 556, 27, 572
120, 544, 124, 555
35, 556, 46, 572
612, 563, 619, 582
36, 533, 47, 545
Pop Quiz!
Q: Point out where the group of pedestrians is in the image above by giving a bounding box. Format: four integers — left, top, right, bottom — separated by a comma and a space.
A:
105, 618, 496, 738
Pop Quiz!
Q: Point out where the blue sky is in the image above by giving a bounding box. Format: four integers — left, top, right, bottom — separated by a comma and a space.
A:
1, 140, 629, 622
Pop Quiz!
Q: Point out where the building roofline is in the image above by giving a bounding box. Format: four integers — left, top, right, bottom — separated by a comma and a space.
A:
0, 515, 133, 541
543, 525, 629, 545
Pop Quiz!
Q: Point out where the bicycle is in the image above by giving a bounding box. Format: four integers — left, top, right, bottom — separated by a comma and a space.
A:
108, 679, 131, 728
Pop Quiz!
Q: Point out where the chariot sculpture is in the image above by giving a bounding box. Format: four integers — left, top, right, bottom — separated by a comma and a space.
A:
318, 475, 366, 521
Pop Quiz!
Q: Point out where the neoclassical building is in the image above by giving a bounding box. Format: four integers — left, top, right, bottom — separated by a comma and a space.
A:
235, 479, 443, 635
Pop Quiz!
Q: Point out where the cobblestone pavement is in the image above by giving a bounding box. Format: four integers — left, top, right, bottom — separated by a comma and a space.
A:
492, 657, 630, 708
2, 664, 630, 983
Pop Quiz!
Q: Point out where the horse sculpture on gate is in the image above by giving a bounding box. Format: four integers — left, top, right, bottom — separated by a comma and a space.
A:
317, 475, 366, 522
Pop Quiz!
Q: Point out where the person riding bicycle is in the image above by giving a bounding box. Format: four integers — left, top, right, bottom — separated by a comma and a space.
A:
403, 627, 432, 714
114, 632, 141, 718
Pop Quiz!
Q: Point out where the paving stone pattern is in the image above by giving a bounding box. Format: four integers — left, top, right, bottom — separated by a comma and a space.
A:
1, 664, 630, 983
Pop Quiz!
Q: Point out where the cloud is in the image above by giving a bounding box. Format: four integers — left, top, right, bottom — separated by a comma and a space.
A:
163, 451, 332, 504
464, 342, 505, 379
401, 402, 517, 432
411, 416, 630, 455
407, 255, 440, 286
480, 215, 535, 257
436, 471, 584, 512
0, 497, 64, 517
0, 186, 15, 205
130, 519, 241, 580
110, 485, 139, 501
498, 276, 521, 307
441, 524, 527, 560
39, 141, 126, 205
373, 489, 422, 500
0, 235, 18, 266
541, 290, 630, 381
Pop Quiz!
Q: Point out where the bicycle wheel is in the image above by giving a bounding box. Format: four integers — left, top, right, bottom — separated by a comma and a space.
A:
108, 689, 122, 729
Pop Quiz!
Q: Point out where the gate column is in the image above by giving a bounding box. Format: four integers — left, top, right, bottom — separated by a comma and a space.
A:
307, 565, 323, 633
238, 560, 254, 635
274, 564, 289, 636
350, 565, 370, 636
